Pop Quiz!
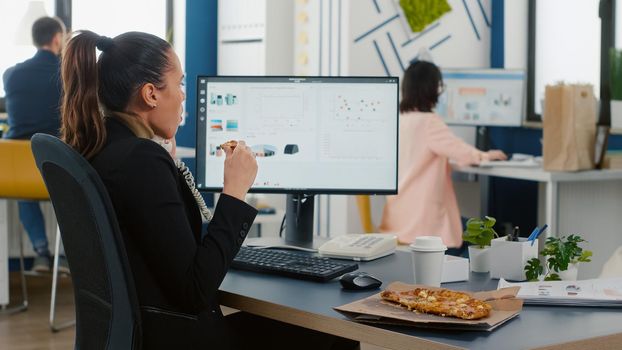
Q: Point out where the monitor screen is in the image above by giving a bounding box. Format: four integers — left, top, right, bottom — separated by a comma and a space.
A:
435, 69, 525, 127
195, 76, 399, 195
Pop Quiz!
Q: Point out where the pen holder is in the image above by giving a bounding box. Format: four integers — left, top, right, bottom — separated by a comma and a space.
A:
490, 237, 538, 281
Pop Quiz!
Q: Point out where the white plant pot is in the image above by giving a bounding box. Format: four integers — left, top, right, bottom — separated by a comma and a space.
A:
557, 263, 579, 281
468, 246, 491, 273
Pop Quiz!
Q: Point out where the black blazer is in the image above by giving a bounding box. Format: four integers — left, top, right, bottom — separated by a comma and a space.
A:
91, 118, 257, 349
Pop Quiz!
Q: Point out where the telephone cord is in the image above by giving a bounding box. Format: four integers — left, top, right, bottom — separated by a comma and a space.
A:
174, 158, 213, 222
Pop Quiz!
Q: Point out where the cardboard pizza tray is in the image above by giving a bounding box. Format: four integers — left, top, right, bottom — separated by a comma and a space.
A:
334, 282, 523, 331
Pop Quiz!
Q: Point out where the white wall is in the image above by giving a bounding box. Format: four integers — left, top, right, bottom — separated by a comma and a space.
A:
173, 0, 186, 71
504, 0, 528, 69
346, 0, 491, 76
217, 0, 293, 75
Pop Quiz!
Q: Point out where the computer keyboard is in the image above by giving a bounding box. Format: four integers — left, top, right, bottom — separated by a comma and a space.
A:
232, 246, 359, 282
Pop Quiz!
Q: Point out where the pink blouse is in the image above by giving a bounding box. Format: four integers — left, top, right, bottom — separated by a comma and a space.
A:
379, 111, 483, 247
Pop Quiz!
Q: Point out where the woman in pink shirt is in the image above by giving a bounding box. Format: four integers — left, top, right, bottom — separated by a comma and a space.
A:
379, 61, 506, 252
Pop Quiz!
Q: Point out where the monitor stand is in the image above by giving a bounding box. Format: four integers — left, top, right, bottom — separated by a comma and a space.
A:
244, 194, 327, 252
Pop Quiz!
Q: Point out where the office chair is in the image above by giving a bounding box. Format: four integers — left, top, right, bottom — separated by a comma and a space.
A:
31, 133, 141, 349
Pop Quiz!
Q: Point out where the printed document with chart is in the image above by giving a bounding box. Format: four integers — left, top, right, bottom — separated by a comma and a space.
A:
498, 278, 622, 307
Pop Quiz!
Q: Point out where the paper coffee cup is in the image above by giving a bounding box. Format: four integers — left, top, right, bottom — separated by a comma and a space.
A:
410, 236, 447, 287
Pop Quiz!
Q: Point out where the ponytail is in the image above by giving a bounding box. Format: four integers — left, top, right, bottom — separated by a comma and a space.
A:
60, 30, 106, 159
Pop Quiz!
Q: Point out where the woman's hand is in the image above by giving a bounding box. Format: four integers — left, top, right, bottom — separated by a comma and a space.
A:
481, 150, 508, 162
222, 140, 258, 201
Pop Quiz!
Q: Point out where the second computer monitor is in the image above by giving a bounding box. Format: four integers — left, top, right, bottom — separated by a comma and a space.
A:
435, 68, 525, 127
195, 76, 399, 195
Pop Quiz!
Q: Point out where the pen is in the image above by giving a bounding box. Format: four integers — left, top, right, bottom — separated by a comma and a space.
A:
527, 226, 539, 242
531, 224, 548, 246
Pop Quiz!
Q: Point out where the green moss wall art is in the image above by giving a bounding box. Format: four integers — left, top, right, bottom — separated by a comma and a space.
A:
399, 0, 452, 33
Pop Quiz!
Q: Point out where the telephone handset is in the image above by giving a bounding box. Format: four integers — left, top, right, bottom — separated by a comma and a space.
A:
151, 135, 174, 155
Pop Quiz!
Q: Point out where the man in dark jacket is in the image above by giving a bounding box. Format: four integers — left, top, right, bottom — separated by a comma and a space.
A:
3, 16, 67, 272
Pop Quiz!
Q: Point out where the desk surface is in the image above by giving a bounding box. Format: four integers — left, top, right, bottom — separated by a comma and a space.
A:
219, 251, 622, 350
454, 164, 622, 182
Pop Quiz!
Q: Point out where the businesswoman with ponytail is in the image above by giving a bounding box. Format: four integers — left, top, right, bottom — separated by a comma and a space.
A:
60, 31, 358, 350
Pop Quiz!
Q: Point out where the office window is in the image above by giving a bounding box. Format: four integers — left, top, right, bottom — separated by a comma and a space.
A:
72, 0, 166, 39
0, 0, 55, 97
531, 0, 601, 119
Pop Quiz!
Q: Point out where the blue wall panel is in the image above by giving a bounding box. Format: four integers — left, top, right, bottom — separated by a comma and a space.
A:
178, 0, 218, 206
178, 0, 217, 150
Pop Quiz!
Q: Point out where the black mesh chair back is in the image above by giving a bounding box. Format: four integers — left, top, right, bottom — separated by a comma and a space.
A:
31, 133, 141, 349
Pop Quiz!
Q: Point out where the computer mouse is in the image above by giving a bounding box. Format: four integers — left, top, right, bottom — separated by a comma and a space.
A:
339, 272, 382, 290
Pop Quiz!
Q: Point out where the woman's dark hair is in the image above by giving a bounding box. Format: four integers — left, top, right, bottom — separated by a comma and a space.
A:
61, 30, 171, 159
32, 17, 65, 48
399, 61, 443, 113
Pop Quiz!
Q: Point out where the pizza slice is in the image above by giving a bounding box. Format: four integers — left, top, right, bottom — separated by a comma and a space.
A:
380, 288, 492, 320
220, 140, 238, 151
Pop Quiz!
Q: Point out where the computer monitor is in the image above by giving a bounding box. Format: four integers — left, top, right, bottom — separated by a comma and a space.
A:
195, 76, 399, 249
435, 68, 525, 127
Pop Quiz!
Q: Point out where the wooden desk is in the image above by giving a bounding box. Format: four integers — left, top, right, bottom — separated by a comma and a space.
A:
219, 251, 622, 350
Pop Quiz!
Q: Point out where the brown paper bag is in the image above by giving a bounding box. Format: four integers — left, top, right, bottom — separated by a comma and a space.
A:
543, 83, 597, 171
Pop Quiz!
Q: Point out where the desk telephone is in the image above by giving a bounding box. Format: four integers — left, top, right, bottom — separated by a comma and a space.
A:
318, 233, 397, 261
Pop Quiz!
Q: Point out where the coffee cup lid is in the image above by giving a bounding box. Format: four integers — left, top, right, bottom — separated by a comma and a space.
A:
409, 236, 447, 252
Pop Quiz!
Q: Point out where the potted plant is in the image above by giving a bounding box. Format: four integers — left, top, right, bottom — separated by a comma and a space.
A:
463, 216, 499, 273
524, 234, 593, 281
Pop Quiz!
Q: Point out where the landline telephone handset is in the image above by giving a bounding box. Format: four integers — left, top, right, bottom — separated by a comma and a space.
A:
318, 233, 397, 261
152, 135, 174, 155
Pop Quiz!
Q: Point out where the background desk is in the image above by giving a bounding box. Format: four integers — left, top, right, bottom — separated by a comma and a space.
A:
219, 251, 622, 350
453, 165, 622, 278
